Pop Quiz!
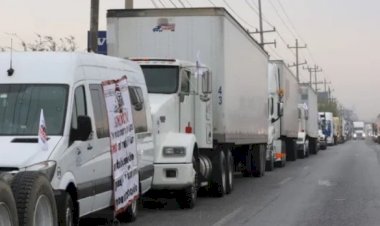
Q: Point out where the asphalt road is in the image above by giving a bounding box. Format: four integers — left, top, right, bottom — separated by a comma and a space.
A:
82, 140, 380, 226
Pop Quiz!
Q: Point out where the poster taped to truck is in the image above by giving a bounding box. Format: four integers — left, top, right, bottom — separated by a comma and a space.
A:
102, 76, 139, 214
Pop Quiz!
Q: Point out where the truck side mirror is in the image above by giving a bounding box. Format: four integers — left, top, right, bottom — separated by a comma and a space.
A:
278, 102, 284, 117
76, 115, 92, 141
202, 71, 212, 94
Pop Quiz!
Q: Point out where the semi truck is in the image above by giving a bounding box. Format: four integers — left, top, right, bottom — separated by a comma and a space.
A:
268, 61, 300, 162
333, 116, 343, 144
299, 85, 319, 155
353, 121, 365, 140
107, 7, 269, 207
319, 112, 335, 145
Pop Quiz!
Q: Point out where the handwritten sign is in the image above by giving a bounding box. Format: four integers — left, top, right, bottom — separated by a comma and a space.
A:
102, 76, 139, 214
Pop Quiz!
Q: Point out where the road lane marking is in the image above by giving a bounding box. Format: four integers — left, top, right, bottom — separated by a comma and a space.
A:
212, 207, 243, 226
278, 177, 292, 185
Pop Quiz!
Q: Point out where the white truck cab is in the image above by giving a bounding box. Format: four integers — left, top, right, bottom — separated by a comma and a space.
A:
0, 52, 154, 224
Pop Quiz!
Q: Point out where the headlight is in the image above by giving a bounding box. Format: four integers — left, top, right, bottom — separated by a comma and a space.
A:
163, 147, 186, 157
354, 134, 357, 138
22, 161, 56, 181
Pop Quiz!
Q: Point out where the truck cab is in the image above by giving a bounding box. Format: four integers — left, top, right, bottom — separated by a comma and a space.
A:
296, 104, 309, 158
132, 58, 213, 208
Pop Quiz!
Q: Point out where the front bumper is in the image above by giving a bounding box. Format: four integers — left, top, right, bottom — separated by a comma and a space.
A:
152, 163, 194, 190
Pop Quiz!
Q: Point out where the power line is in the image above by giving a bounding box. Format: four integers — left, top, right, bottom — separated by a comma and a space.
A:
207, 0, 216, 7
177, 0, 186, 7
150, 0, 158, 8
222, 0, 257, 31
274, 0, 318, 65
245, 0, 274, 27
157, 0, 165, 7
184, 0, 192, 7
268, 0, 298, 39
168, 0, 178, 7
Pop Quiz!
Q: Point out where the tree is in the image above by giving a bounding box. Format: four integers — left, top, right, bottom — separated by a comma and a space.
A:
1, 33, 78, 52
26, 34, 77, 52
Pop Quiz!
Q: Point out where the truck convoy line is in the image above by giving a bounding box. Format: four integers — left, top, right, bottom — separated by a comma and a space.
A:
0, 7, 351, 226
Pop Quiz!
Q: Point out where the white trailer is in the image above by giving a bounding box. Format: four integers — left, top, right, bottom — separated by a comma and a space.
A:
107, 7, 269, 207
299, 85, 319, 154
269, 60, 300, 161
319, 112, 335, 145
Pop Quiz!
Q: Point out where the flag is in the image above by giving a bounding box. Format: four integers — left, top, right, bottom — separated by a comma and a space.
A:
38, 109, 48, 151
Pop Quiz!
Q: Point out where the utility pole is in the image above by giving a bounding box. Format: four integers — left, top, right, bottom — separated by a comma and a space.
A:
288, 39, 307, 82
250, 0, 276, 50
125, 0, 133, 8
313, 65, 322, 91
303, 66, 314, 87
89, 0, 99, 53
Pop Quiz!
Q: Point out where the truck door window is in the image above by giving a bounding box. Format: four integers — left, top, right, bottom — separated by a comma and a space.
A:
180, 71, 190, 94
270, 97, 274, 115
70, 86, 87, 142
90, 84, 109, 138
129, 86, 148, 133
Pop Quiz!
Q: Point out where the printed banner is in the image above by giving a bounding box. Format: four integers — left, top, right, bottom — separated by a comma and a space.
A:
102, 76, 139, 214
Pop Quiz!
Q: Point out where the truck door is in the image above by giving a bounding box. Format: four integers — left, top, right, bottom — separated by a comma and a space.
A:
179, 69, 195, 134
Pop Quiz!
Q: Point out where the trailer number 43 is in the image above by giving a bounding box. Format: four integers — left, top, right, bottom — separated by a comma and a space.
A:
218, 86, 223, 105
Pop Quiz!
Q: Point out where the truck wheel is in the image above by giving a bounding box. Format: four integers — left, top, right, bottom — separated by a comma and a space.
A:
0, 178, 18, 226
225, 150, 234, 194
298, 144, 305, 159
286, 139, 297, 161
309, 138, 317, 155
253, 145, 266, 177
177, 156, 198, 209
210, 151, 226, 197
57, 192, 77, 226
117, 199, 138, 222
265, 148, 274, 172
177, 172, 198, 209
11, 172, 58, 226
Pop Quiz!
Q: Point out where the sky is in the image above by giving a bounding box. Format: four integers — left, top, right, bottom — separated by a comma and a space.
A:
1, 0, 379, 121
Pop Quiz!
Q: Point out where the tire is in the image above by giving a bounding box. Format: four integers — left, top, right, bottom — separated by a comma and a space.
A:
210, 151, 226, 197
298, 145, 305, 159
253, 145, 265, 177
176, 175, 198, 209
57, 193, 77, 226
11, 171, 58, 226
177, 157, 198, 209
117, 199, 138, 223
286, 139, 297, 161
225, 150, 234, 194
309, 138, 317, 155
265, 148, 274, 172
0, 178, 18, 226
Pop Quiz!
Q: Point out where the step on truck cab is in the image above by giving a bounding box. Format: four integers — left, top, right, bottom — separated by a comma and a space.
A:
107, 7, 269, 207
0, 52, 154, 224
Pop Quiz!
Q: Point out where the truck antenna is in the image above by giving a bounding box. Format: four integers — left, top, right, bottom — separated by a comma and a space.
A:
7, 38, 14, 76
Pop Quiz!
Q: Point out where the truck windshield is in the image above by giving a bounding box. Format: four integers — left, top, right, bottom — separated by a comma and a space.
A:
0, 84, 68, 136
141, 66, 179, 94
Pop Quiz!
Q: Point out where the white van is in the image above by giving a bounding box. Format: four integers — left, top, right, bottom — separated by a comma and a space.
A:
0, 52, 154, 225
